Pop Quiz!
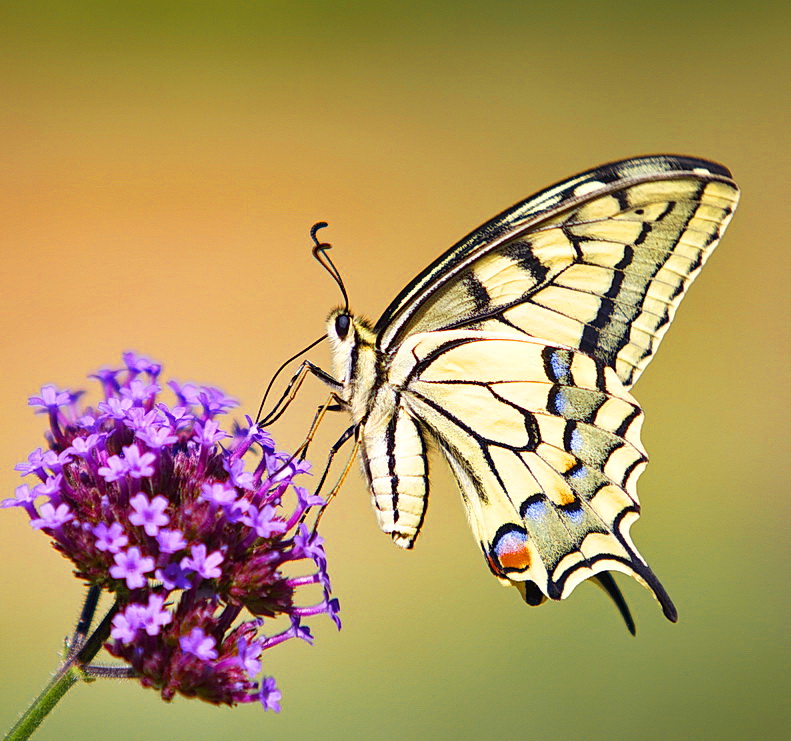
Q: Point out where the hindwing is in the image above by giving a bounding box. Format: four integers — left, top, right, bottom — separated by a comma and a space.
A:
392, 330, 676, 618
375, 155, 739, 388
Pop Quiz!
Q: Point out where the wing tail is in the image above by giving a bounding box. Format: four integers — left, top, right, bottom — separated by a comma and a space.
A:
592, 572, 636, 635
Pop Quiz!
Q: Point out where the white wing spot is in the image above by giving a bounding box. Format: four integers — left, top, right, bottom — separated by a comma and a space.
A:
573, 180, 607, 197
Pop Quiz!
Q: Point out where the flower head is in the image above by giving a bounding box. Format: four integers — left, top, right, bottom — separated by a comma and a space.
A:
8, 352, 340, 708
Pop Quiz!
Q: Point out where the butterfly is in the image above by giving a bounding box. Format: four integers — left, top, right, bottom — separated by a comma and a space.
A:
264, 155, 739, 632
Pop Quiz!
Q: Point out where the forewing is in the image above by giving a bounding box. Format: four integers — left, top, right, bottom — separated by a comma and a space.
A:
376, 155, 739, 388
396, 330, 676, 618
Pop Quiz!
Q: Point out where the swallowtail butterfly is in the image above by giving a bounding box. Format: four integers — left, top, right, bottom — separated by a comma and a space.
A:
267, 155, 739, 631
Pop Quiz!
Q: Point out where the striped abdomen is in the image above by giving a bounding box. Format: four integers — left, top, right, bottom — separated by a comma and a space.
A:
359, 391, 430, 549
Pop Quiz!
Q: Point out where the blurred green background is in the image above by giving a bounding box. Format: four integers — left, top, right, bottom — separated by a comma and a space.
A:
0, 2, 787, 739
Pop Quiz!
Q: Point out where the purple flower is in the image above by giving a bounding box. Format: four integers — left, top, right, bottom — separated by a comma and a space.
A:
111, 605, 145, 644
15, 448, 49, 476
97, 455, 128, 483
28, 385, 72, 411
93, 522, 129, 553
293, 524, 326, 563
295, 486, 325, 509
9, 352, 340, 708
225, 498, 251, 524
34, 474, 63, 499
66, 434, 102, 457
155, 528, 187, 554
123, 351, 162, 378
110, 547, 155, 589
200, 482, 237, 506
224, 458, 254, 490
269, 453, 312, 484
181, 544, 224, 580
237, 637, 263, 678
327, 598, 342, 630
137, 426, 178, 449
192, 420, 227, 447
250, 422, 275, 450
246, 505, 287, 539
15, 448, 67, 476
168, 381, 202, 406
155, 562, 192, 590
31, 502, 74, 530
259, 677, 282, 712
97, 397, 133, 420
122, 444, 156, 479
119, 379, 161, 404
161, 404, 192, 430
237, 416, 275, 450
139, 594, 172, 636
123, 407, 160, 431
180, 628, 218, 661
197, 387, 237, 417
1, 484, 39, 509
129, 493, 170, 536
90, 367, 120, 391
289, 617, 315, 645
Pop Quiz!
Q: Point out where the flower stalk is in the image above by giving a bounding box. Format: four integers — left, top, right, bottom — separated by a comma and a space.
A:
6, 591, 120, 741
5, 664, 82, 741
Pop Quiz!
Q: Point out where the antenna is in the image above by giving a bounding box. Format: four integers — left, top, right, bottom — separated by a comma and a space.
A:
256, 222, 349, 426
310, 222, 349, 312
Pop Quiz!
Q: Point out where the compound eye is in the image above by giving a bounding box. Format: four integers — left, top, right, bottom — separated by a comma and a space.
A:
334, 313, 351, 340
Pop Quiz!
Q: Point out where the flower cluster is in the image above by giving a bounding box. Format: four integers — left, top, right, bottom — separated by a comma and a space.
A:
4, 352, 339, 708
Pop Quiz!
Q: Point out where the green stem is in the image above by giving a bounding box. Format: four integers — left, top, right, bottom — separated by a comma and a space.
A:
4, 600, 120, 741
4, 666, 83, 741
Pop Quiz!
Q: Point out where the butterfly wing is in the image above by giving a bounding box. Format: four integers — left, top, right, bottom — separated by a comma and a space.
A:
375, 155, 739, 388
390, 329, 675, 618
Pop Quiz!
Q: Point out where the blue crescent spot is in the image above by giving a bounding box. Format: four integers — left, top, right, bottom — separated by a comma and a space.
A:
553, 389, 568, 414
550, 353, 569, 383
494, 528, 532, 571
523, 499, 547, 520
569, 465, 588, 480
570, 428, 584, 452
563, 506, 584, 524
498, 530, 529, 551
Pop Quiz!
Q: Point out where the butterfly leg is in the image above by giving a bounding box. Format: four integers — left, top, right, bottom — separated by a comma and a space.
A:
295, 393, 346, 462
299, 424, 359, 531
257, 360, 341, 426
266, 392, 345, 487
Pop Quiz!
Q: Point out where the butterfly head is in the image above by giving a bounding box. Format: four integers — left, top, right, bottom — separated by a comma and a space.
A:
326, 307, 377, 387
330, 309, 352, 343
